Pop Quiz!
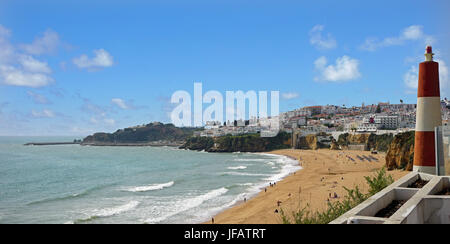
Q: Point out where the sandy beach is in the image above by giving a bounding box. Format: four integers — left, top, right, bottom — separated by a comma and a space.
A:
207, 149, 409, 224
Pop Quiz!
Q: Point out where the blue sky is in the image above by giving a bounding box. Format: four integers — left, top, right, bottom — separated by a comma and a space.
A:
0, 0, 449, 136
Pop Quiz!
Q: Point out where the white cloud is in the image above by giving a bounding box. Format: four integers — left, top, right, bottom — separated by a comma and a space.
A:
73, 49, 114, 70
27, 91, 51, 104
281, 92, 300, 100
111, 98, 129, 109
103, 118, 115, 126
402, 25, 424, 40
0, 65, 53, 87
0, 25, 55, 87
0, 25, 14, 64
404, 65, 418, 90
31, 109, 55, 118
436, 58, 449, 96
18, 55, 52, 73
89, 117, 99, 124
314, 55, 361, 82
0, 24, 11, 38
309, 25, 337, 50
20, 29, 60, 55
360, 25, 434, 51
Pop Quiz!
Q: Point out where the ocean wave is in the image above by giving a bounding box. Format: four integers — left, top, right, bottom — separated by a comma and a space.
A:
145, 187, 228, 224
226, 182, 254, 189
27, 193, 84, 206
227, 166, 247, 170
264, 155, 302, 183
125, 181, 174, 192
255, 153, 283, 157
74, 200, 140, 224
26, 184, 114, 206
233, 158, 268, 162
238, 183, 253, 186
222, 172, 271, 177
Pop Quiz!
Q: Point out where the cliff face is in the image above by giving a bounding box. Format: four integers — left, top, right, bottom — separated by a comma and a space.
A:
296, 134, 319, 150
180, 132, 291, 152
338, 133, 370, 146
294, 132, 334, 150
385, 131, 415, 171
337, 133, 393, 152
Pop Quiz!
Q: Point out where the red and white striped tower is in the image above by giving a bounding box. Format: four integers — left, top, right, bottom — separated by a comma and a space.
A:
413, 46, 441, 174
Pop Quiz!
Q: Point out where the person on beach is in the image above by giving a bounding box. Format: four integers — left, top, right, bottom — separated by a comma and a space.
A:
212, 217, 215, 224
265, 188, 267, 193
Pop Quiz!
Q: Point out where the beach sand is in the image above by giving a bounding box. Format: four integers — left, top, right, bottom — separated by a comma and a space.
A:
206, 149, 409, 224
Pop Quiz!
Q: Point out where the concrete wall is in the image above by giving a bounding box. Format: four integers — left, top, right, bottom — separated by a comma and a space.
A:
330, 172, 450, 224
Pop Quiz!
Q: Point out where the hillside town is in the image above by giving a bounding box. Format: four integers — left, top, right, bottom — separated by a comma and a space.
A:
196, 99, 450, 138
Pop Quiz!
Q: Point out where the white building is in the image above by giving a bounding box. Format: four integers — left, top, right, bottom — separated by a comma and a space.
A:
378, 115, 399, 129
357, 115, 399, 132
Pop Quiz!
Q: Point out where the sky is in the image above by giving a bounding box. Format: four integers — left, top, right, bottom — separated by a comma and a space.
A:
0, 0, 449, 136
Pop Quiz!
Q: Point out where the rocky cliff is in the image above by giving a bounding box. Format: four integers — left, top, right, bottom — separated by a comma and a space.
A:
385, 131, 415, 171
336, 133, 394, 152
294, 132, 333, 150
180, 132, 291, 152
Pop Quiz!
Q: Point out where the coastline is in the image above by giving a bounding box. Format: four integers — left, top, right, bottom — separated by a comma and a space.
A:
204, 148, 409, 224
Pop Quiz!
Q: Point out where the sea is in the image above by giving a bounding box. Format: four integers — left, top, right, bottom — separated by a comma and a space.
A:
0, 136, 301, 224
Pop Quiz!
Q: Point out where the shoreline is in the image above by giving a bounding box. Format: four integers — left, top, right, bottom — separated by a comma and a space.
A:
195, 151, 302, 224
204, 149, 409, 224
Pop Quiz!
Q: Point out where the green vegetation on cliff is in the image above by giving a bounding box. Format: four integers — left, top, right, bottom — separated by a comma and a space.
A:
181, 132, 291, 152
179, 136, 215, 151
82, 122, 199, 144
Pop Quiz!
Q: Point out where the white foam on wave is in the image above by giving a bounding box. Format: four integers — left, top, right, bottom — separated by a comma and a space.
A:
264, 155, 302, 183
149, 153, 301, 224
145, 187, 228, 224
74, 200, 141, 223
188, 155, 300, 224
125, 181, 174, 192
238, 183, 253, 186
222, 172, 271, 177
255, 153, 283, 157
227, 166, 247, 170
233, 158, 267, 162
93, 200, 140, 218
232, 154, 302, 205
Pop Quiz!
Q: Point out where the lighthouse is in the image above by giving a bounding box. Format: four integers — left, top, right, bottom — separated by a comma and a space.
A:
413, 46, 441, 174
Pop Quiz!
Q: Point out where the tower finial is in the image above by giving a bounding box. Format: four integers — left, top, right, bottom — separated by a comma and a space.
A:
425, 45, 434, 61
